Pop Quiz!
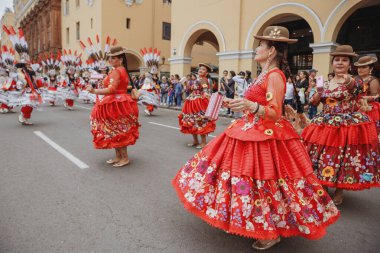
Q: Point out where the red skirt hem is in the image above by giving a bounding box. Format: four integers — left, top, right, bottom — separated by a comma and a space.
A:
179, 121, 216, 135
318, 180, 380, 191
92, 126, 139, 149
172, 179, 340, 240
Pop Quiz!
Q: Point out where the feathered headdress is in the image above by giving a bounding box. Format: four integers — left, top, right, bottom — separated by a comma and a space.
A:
2, 25, 29, 62
140, 47, 161, 74
79, 35, 117, 62
61, 49, 82, 74
40, 51, 62, 75
79, 35, 117, 73
0, 45, 15, 69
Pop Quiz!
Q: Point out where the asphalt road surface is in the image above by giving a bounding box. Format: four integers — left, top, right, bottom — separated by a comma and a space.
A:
0, 103, 379, 253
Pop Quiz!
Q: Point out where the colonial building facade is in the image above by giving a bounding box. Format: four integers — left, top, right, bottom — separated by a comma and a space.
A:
61, 0, 171, 75
19, 0, 62, 61
169, 0, 380, 78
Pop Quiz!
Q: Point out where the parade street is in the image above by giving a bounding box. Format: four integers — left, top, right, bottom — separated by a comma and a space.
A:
0, 105, 378, 253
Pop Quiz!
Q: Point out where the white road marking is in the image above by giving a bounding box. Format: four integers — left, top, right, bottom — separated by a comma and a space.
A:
148, 122, 216, 138
33, 131, 89, 169
75, 105, 92, 110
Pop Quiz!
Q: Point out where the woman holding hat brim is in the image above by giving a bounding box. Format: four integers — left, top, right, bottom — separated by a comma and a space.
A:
173, 26, 339, 250
178, 63, 216, 148
355, 55, 380, 137
302, 46, 380, 205
87, 46, 140, 167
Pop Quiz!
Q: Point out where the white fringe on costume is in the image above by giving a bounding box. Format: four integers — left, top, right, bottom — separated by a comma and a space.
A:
138, 89, 160, 108
57, 87, 78, 101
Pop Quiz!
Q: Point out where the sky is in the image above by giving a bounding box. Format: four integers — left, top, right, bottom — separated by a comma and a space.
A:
0, 0, 14, 19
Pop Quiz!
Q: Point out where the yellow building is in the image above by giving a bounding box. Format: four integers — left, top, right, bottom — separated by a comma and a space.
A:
0, 9, 15, 48
169, 0, 380, 79
61, 0, 171, 75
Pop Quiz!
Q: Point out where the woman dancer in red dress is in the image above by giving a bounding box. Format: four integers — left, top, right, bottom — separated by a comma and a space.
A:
355, 55, 380, 137
172, 26, 339, 250
302, 46, 379, 205
178, 63, 216, 148
87, 46, 140, 167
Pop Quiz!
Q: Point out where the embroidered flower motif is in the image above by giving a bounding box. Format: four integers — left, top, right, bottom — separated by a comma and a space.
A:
298, 225, 311, 234
326, 98, 337, 107
334, 116, 342, 122
266, 92, 273, 101
264, 129, 274, 136
278, 178, 285, 186
346, 177, 354, 184
206, 207, 217, 218
317, 189, 324, 196
254, 199, 262, 207
362, 173, 373, 182
246, 221, 254, 231
322, 166, 335, 177
236, 180, 250, 195
221, 172, 230, 181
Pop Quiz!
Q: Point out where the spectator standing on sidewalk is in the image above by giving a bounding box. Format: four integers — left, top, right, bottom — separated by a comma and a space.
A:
160, 76, 169, 105
226, 70, 236, 116
174, 74, 183, 108
285, 76, 296, 109
308, 78, 318, 119
219, 70, 229, 94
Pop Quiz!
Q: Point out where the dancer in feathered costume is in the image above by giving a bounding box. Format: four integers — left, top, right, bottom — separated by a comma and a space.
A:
78, 64, 93, 104
139, 47, 161, 115
40, 52, 62, 106
0, 45, 17, 113
2, 25, 44, 125
59, 49, 81, 110
79, 35, 116, 103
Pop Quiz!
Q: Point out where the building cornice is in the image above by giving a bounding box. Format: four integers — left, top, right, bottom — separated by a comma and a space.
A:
216, 50, 255, 60
168, 57, 192, 64
310, 42, 340, 54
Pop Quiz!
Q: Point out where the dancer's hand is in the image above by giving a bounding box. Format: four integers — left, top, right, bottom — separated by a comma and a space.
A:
229, 98, 255, 112
86, 85, 94, 94
336, 74, 352, 85
222, 97, 233, 108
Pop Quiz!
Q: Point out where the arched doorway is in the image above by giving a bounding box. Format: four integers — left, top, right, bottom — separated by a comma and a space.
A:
336, 2, 380, 76
125, 51, 144, 75
189, 31, 219, 74
253, 14, 315, 76
182, 28, 222, 77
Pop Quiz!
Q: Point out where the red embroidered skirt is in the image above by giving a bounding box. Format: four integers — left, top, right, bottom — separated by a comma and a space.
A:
178, 94, 216, 135
90, 93, 140, 149
173, 118, 340, 240
302, 111, 380, 190
366, 101, 380, 136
